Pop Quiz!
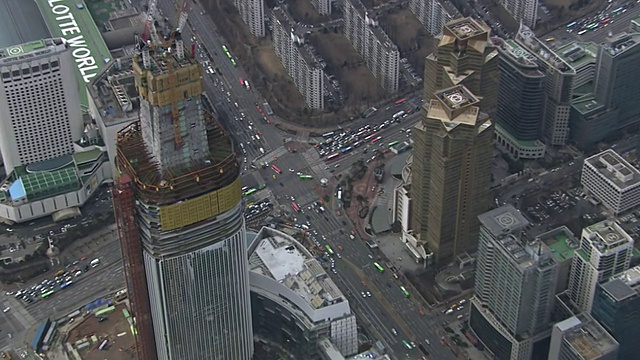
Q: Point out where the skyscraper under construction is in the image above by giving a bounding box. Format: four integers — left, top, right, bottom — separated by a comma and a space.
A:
112, 2, 253, 359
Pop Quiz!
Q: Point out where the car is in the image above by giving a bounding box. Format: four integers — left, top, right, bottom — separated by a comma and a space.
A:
419, 309, 425, 316
410, 341, 417, 348
338, 245, 343, 251
445, 309, 454, 315
425, 339, 431, 345
361, 281, 366, 286
366, 292, 372, 297
391, 328, 398, 336
361, 292, 367, 298
368, 254, 374, 259
2, 307, 9, 313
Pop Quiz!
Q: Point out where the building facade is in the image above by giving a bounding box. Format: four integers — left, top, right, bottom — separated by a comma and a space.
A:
591, 265, 640, 359
567, 220, 633, 313
555, 42, 598, 93
271, 7, 325, 110
500, 0, 538, 28
423, 17, 499, 118
343, 0, 400, 93
113, 35, 253, 360
581, 149, 640, 215
408, 0, 450, 36
310, 0, 332, 15
410, 85, 493, 264
493, 38, 546, 160
0, 38, 83, 174
515, 24, 575, 146
471, 205, 558, 360
235, 0, 265, 37
548, 313, 619, 360
249, 227, 358, 359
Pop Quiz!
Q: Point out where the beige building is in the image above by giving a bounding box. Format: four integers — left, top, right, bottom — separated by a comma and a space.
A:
410, 85, 494, 264
423, 17, 499, 118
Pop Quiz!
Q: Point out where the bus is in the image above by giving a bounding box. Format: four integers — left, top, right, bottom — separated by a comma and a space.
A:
400, 286, 409, 298
326, 153, 340, 161
373, 262, 384, 272
371, 136, 383, 144
226, 52, 233, 59
565, 21, 577, 29
291, 202, 300, 212
402, 340, 412, 350
271, 164, 282, 174
341, 146, 353, 154
222, 45, 228, 52
395, 98, 406, 106
41, 290, 55, 299
325, 245, 334, 255
393, 111, 405, 120
299, 175, 313, 180
364, 133, 376, 141
577, 29, 588, 35
231, 59, 238, 67
601, 17, 612, 24
355, 129, 367, 137
60, 281, 73, 289
243, 188, 257, 196
388, 141, 399, 148
322, 131, 335, 138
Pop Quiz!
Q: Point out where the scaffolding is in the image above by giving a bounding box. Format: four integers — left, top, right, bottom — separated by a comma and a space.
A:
112, 175, 157, 360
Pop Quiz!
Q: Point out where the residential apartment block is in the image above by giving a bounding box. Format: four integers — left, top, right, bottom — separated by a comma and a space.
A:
515, 24, 575, 146
567, 220, 633, 313
500, 0, 538, 29
343, 0, 400, 93
581, 149, 640, 215
235, 0, 265, 37
271, 8, 325, 110
408, 0, 450, 36
310, 0, 332, 15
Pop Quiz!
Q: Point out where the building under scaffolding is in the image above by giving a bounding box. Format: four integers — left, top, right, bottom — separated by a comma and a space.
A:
112, 1, 253, 359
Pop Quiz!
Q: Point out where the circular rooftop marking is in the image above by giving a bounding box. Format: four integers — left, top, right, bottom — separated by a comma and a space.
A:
496, 213, 517, 227
8, 46, 23, 56
606, 233, 619, 242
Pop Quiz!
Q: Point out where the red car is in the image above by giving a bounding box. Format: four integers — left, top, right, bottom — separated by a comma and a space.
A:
338, 245, 343, 251
419, 309, 425, 316
361, 281, 366, 286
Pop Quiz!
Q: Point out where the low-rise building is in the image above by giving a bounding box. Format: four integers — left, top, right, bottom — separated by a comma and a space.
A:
548, 313, 619, 360
581, 149, 640, 215
249, 227, 358, 359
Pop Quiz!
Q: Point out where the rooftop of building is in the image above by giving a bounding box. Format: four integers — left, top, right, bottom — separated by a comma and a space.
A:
35, 0, 112, 108
0, 38, 65, 62
601, 32, 640, 57
555, 41, 599, 70
272, 7, 324, 69
479, 204, 530, 237
495, 38, 545, 77
345, 0, 398, 51
584, 149, 640, 190
428, 85, 491, 131
0, 0, 50, 49
87, 57, 139, 126
571, 93, 606, 115
582, 220, 633, 253
249, 227, 346, 310
601, 265, 640, 302
443, 17, 489, 41
536, 226, 579, 262
515, 24, 575, 75
558, 313, 619, 359
107, 8, 144, 31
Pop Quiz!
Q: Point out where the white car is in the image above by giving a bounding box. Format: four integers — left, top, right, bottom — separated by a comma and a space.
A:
2, 307, 10, 313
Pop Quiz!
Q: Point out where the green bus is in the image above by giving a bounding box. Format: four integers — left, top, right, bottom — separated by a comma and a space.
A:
388, 141, 399, 148
402, 340, 412, 350
400, 286, 409, 298
243, 188, 257, 196
299, 175, 313, 180
231, 59, 238, 67
41, 290, 55, 299
373, 262, 384, 272
325, 245, 334, 255
226, 52, 233, 59
222, 45, 228, 52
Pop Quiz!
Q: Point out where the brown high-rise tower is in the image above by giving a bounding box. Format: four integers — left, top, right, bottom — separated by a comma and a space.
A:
410, 85, 494, 264
423, 17, 499, 118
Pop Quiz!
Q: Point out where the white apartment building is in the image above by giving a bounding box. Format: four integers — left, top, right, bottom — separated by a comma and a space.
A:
581, 149, 640, 215
343, 0, 400, 93
501, 0, 538, 29
236, 0, 265, 37
408, 0, 449, 36
310, 0, 332, 15
567, 220, 633, 313
0, 38, 83, 174
271, 8, 325, 110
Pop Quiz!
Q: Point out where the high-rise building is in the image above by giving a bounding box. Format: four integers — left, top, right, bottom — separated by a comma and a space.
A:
235, 0, 265, 37
423, 17, 499, 118
515, 24, 575, 146
555, 41, 599, 93
493, 37, 546, 160
569, 32, 640, 149
249, 227, 358, 359
500, 0, 538, 29
567, 220, 633, 313
113, 33, 253, 359
271, 7, 325, 110
591, 265, 640, 359
410, 85, 493, 264
0, 38, 83, 174
408, 0, 452, 36
343, 0, 400, 93
581, 149, 640, 215
548, 313, 619, 360
310, 0, 332, 15
470, 205, 558, 360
